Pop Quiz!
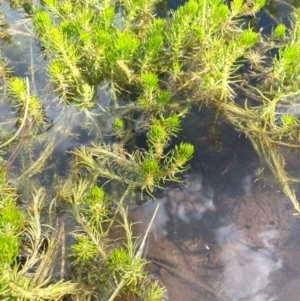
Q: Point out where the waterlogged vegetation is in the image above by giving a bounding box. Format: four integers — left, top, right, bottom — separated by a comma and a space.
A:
2, 0, 300, 299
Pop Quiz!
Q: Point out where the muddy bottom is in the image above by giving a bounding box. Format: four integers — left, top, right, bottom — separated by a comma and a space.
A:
129, 174, 300, 301
129, 108, 300, 301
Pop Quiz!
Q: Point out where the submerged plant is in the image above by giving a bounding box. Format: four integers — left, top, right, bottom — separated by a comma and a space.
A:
4, 0, 300, 300
70, 121, 194, 196
0, 189, 79, 300
66, 184, 165, 300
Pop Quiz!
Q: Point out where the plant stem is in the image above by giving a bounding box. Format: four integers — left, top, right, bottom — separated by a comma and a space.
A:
0, 77, 30, 148
108, 203, 160, 301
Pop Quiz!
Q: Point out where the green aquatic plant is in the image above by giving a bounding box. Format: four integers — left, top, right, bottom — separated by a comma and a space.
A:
71, 121, 194, 195
7, 77, 46, 127
30, 0, 263, 109
66, 183, 165, 300
4, 0, 300, 300
0, 175, 163, 300
0, 189, 79, 300
273, 23, 286, 38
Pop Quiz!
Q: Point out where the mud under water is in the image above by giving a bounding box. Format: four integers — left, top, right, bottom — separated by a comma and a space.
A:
129, 108, 300, 301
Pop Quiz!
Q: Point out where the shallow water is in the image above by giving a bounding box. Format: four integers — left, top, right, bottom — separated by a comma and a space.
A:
130, 171, 300, 301
128, 108, 300, 301
2, 1, 300, 301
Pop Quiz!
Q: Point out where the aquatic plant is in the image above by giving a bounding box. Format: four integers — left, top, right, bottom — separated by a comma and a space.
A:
0, 172, 165, 300
70, 121, 194, 196
0, 189, 79, 300
3, 0, 300, 300
59, 182, 166, 300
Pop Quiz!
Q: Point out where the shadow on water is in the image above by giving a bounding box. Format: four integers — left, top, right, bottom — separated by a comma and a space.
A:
129, 106, 300, 301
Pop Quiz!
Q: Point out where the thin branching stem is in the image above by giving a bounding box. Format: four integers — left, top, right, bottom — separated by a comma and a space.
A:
0, 77, 30, 148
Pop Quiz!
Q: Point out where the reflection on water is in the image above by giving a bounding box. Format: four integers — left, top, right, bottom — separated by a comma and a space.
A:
216, 225, 281, 301
2, 1, 300, 300
130, 168, 300, 301
135, 174, 215, 240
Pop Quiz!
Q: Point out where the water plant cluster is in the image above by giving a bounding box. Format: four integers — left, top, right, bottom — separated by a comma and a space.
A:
2, 0, 300, 299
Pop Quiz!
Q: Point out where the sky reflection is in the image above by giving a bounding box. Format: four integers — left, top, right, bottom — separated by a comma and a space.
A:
215, 225, 282, 301
130, 172, 300, 301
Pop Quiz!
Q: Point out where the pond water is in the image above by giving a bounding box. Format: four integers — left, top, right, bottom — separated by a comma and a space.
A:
2, 1, 300, 301
128, 107, 300, 301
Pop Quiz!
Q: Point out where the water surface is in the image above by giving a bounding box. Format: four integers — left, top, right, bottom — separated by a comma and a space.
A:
129, 108, 300, 301
2, 1, 300, 301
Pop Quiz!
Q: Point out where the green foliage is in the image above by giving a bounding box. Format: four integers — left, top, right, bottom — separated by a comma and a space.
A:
273, 23, 286, 38
7, 77, 46, 127
0, 198, 23, 264
106, 246, 147, 290
274, 113, 300, 139
156, 91, 171, 107
141, 72, 159, 91
32, 9, 52, 33
71, 120, 194, 195
0, 190, 78, 300
141, 280, 167, 301
147, 124, 169, 158
113, 118, 124, 130
140, 158, 161, 190
107, 247, 131, 277
67, 183, 165, 300
81, 186, 111, 231
30, 0, 263, 108
163, 142, 194, 174
4, 0, 300, 300
75, 83, 95, 109
7, 77, 27, 105
71, 234, 100, 264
